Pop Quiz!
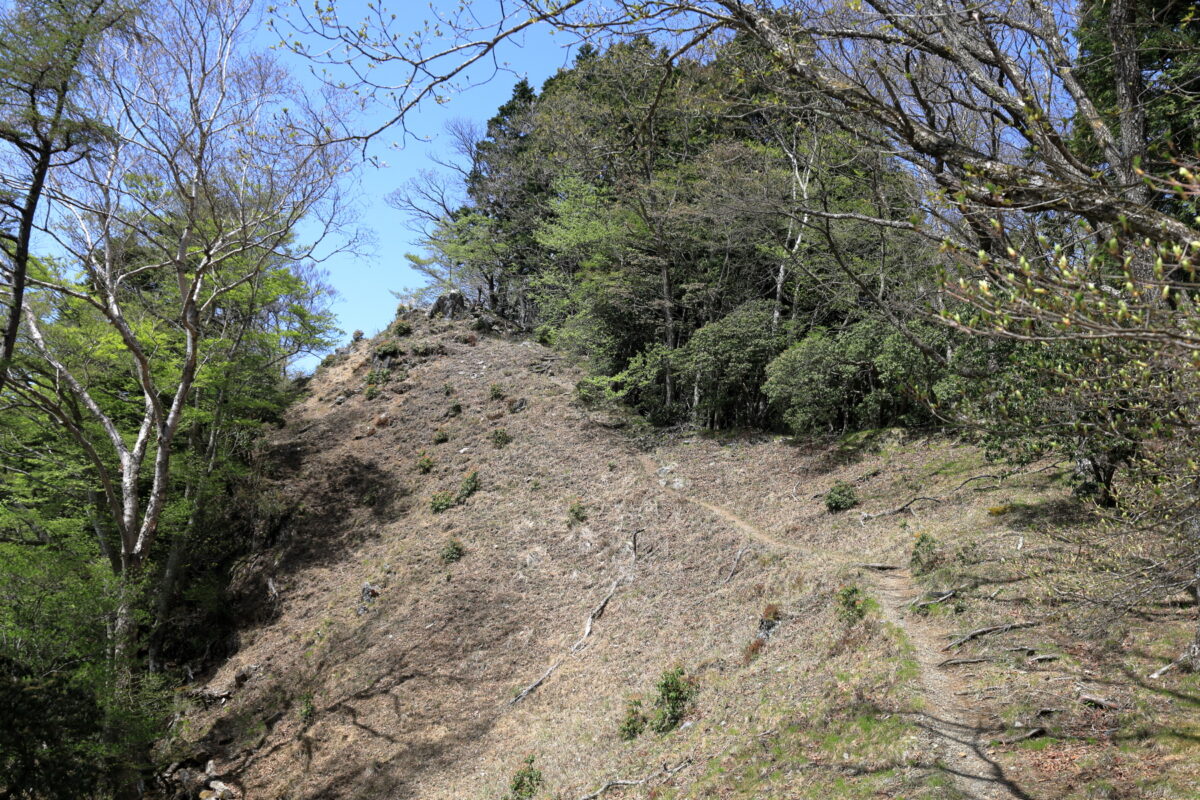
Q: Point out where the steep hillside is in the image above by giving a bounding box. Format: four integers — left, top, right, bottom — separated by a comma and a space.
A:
162, 316, 1200, 800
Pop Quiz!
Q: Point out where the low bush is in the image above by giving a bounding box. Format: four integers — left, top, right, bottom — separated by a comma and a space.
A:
392, 320, 413, 336
618, 697, 647, 741
416, 453, 434, 474
489, 383, 506, 401
825, 481, 859, 512
374, 341, 403, 359
910, 532, 942, 575
433, 429, 450, 444
567, 499, 587, 525
456, 471, 480, 503
836, 584, 870, 625
490, 428, 512, 448
649, 666, 693, 733
504, 755, 543, 800
440, 539, 465, 564
430, 491, 456, 513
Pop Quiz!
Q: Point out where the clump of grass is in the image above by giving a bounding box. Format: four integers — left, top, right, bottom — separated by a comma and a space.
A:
447, 402, 462, 417
364, 385, 381, 400
988, 504, 1010, 516
825, 481, 859, 512
430, 491, 456, 513
910, 532, 943, 576
432, 429, 450, 444
443, 383, 455, 396
618, 697, 647, 741
416, 452, 434, 474
649, 667, 694, 733
567, 498, 587, 525
391, 320, 412, 336
490, 428, 512, 448
489, 383, 506, 401
836, 584, 871, 625
440, 539, 465, 564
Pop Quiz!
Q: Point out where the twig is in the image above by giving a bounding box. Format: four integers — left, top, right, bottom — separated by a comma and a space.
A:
942, 621, 1040, 651
574, 758, 692, 800
720, 542, 751, 585
857, 563, 902, 571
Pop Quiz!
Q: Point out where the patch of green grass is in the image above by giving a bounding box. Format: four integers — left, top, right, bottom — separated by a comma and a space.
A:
490, 428, 513, 448
416, 452, 434, 474
567, 498, 587, 525
489, 383, 506, 401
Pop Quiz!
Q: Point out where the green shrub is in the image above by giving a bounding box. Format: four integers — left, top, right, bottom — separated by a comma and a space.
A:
567, 499, 587, 524
391, 320, 413, 336
374, 341, 403, 359
825, 481, 858, 512
618, 697, 647, 741
412, 342, 443, 357
910, 532, 942, 575
364, 385, 381, 400
456, 471, 480, 503
443, 383, 455, 396
649, 667, 693, 733
448, 402, 462, 417
489, 383, 506, 401
505, 755, 543, 800
490, 428, 512, 448
836, 584, 870, 625
433, 429, 450, 444
298, 692, 315, 723
430, 491, 456, 513
416, 453, 434, 474
440, 539, 465, 564
366, 368, 390, 386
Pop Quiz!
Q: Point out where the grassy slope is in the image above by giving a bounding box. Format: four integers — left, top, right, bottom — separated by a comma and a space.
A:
166, 317, 1200, 800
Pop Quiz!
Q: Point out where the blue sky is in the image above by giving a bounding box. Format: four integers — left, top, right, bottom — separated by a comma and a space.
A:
273, 6, 576, 368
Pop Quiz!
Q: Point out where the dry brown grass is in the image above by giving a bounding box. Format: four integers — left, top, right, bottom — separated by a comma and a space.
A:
164, 317, 1200, 800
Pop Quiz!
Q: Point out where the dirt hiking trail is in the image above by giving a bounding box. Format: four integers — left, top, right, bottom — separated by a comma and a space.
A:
640, 452, 1030, 800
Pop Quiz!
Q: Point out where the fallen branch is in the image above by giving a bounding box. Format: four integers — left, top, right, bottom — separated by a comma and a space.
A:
859, 496, 941, 524
1000, 727, 1045, 744
857, 563, 902, 571
911, 591, 956, 610
942, 621, 1040, 651
720, 542, 752, 585
1079, 693, 1121, 710
575, 758, 691, 800
1148, 660, 1179, 680
937, 656, 993, 667
510, 578, 624, 706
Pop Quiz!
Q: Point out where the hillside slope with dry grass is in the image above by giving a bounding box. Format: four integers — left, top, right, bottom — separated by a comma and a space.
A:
162, 316, 1200, 800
